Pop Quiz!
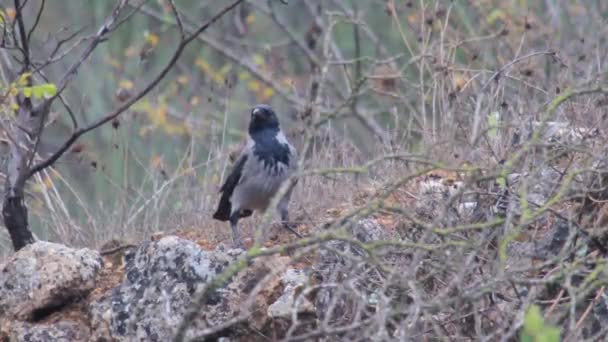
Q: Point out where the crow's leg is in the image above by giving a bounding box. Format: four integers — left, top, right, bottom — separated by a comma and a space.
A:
278, 206, 302, 238
229, 211, 243, 248
277, 181, 302, 238
277, 183, 302, 238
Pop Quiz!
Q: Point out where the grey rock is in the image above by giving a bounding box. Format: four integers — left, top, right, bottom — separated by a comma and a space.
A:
2, 320, 89, 342
0, 241, 102, 321
268, 268, 314, 318
350, 218, 389, 243
314, 219, 390, 322
534, 219, 571, 259
588, 289, 608, 338
89, 235, 236, 341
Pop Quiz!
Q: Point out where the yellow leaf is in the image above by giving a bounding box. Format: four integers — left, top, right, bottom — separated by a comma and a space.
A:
181, 167, 195, 176
31, 183, 45, 193
119, 79, 134, 90
42, 175, 53, 189
124, 46, 138, 57
210, 173, 220, 185
165, 123, 186, 136
261, 87, 275, 100
151, 155, 164, 169
104, 56, 122, 69
139, 126, 151, 137
6, 8, 15, 20
252, 54, 265, 66
486, 9, 505, 25
247, 80, 261, 92
190, 96, 200, 106
147, 103, 168, 127
177, 74, 190, 85
195, 58, 211, 73
10, 102, 18, 111
9, 86, 19, 97
245, 13, 256, 25
218, 64, 232, 75
407, 13, 419, 24
453, 72, 468, 90
238, 72, 251, 81
18, 72, 32, 86
131, 99, 152, 112
145, 32, 159, 47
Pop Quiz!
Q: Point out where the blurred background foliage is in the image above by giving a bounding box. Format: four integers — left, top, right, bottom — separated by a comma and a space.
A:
0, 0, 607, 253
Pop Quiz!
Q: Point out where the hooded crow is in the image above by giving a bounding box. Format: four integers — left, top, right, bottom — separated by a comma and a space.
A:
213, 104, 301, 247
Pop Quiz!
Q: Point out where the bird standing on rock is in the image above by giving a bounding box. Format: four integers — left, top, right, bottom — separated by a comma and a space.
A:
213, 104, 301, 247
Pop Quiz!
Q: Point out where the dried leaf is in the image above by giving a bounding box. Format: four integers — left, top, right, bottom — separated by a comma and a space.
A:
119, 79, 135, 90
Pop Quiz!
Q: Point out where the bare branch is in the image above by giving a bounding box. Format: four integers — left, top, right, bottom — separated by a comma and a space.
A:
37, 0, 128, 107
166, 0, 185, 39
13, 0, 30, 69
25, 0, 44, 44
28, 0, 246, 178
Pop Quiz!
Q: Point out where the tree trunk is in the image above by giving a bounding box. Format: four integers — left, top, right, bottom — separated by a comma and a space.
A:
3, 195, 34, 250
3, 94, 40, 251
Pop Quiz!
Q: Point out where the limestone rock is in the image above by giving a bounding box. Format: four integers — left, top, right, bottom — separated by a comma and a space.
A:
268, 268, 314, 318
1, 320, 89, 342
88, 236, 238, 341
0, 241, 102, 321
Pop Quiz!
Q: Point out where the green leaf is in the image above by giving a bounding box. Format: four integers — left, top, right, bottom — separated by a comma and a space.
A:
486, 8, 505, 25
40, 83, 57, 97
252, 54, 265, 66
539, 327, 561, 342
30, 83, 57, 99
17, 72, 32, 86
32, 86, 44, 99
496, 176, 506, 188
22, 87, 32, 98
520, 333, 534, 342
523, 305, 544, 334
488, 111, 499, 138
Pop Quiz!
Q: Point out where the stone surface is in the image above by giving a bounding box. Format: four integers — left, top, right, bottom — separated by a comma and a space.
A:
268, 268, 314, 318
88, 234, 314, 341
314, 218, 390, 322
0, 241, 102, 321
1, 320, 89, 342
88, 236, 238, 341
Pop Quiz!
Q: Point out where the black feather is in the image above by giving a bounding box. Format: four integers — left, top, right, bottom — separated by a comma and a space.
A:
213, 154, 248, 221
250, 129, 291, 172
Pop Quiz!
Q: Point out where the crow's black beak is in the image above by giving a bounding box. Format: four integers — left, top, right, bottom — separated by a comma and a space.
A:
252, 108, 261, 118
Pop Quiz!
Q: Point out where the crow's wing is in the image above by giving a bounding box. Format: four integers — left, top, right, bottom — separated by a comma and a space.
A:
212, 154, 248, 221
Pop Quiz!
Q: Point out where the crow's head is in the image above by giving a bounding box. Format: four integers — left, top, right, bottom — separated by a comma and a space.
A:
249, 104, 280, 134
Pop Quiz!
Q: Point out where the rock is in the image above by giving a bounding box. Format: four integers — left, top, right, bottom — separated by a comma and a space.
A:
415, 175, 469, 226
0, 241, 102, 321
268, 268, 314, 318
350, 218, 390, 243
534, 219, 571, 259
89, 234, 317, 341
88, 236, 238, 341
1, 320, 89, 342
207, 254, 291, 333
588, 289, 608, 338
314, 218, 390, 322
539, 121, 599, 144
